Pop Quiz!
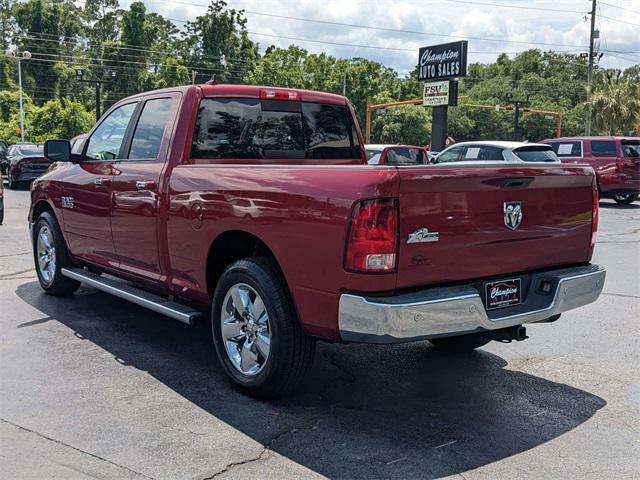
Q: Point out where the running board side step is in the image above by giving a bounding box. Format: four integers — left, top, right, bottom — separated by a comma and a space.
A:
61, 268, 202, 325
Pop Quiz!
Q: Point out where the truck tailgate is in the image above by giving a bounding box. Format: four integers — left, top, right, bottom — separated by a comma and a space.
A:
396, 164, 595, 289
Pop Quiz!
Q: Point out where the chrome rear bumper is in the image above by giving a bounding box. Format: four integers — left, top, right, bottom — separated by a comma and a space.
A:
338, 264, 605, 343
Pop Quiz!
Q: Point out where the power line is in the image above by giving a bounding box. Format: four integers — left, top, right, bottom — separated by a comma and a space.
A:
600, 1, 640, 15
598, 14, 640, 27
441, 0, 585, 14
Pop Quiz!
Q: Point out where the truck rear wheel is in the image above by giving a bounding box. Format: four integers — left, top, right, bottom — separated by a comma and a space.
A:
211, 257, 315, 398
33, 212, 80, 295
613, 193, 638, 204
429, 333, 491, 351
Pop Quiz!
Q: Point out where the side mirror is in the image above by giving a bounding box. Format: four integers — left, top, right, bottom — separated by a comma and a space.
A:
44, 139, 71, 162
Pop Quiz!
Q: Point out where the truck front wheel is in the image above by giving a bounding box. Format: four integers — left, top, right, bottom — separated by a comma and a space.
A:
211, 257, 315, 398
32, 212, 80, 295
429, 333, 491, 351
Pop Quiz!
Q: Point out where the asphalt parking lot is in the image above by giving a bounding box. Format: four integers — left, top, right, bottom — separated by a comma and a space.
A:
1, 185, 638, 480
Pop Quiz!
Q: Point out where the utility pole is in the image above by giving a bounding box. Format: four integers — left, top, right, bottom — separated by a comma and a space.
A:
342, 70, 347, 96
76, 69, 116, 122
585, 0, 597, 136
505, 93, 530, 141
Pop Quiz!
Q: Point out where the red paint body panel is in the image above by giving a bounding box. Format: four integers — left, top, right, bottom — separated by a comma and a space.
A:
30, 85, 599, 341
396, 165, 595, 289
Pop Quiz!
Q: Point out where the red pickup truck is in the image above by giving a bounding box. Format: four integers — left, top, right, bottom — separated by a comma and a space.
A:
30, 85, 605, 397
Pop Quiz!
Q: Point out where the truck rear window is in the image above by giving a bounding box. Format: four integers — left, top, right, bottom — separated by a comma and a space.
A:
192, 98, 360, 160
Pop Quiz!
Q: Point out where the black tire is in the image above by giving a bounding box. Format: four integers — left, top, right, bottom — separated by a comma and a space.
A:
429, 332, 491, 352
7, 175, 19, 190
0, 200, 4, 225
613, 193, 638, 204
32, 211, 80, 295
211, 257, 315, 398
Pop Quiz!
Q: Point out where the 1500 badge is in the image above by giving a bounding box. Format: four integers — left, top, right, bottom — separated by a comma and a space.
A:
61, 196, 74, 209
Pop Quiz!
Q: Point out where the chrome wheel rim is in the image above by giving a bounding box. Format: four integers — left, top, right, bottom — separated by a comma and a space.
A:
36, 225, 56, 286
220, 283, 271, 376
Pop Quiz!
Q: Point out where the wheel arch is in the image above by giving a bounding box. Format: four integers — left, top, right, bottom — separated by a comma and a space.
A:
30, 199, 56, 224
205, 230, 286, 300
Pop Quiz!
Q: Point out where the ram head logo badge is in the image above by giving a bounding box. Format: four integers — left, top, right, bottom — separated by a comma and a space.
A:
504, 201, 523, 231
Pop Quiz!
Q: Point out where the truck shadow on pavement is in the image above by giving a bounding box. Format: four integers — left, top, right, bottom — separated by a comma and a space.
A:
16, 281, 606, 479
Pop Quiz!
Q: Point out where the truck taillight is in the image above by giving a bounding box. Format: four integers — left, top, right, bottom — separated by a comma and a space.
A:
259, 88, 300, 101
591, 185, 599, 249
344, 198, 398, 273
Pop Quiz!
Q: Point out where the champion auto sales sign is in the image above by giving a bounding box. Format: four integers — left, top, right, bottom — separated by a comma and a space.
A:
418, 40, 468, 81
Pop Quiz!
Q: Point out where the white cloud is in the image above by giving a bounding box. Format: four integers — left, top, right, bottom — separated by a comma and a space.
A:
122, 0, 640, 71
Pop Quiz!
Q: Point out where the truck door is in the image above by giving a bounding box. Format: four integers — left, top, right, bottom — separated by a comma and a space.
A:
110, 95, 179, 285
61, 102, 138, 268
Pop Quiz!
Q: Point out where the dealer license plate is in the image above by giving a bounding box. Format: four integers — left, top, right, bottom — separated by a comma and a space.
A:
484, 278, 522, 310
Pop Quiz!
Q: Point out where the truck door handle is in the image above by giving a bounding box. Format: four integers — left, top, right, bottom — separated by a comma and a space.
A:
94, 177, 110, 186
136, 180, 155, 190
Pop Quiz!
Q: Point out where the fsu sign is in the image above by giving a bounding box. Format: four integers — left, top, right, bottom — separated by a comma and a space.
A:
418, 41, 468, 81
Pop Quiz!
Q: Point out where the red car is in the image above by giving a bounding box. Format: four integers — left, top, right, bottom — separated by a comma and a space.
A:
30, 85, 605, 397
542, 136, 640, 204
365, 144, 431, 165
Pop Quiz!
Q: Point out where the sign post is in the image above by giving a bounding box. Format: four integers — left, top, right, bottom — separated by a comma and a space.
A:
418, 40, 468, 151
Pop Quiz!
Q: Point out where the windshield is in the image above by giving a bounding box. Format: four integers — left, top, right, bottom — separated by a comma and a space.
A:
622, 141, 640, 158
16, 145, 44, 156
514, 146, 559, 162
385, 148, 426, 165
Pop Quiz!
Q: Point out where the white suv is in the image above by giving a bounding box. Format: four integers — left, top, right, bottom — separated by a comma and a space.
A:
435, 141, 561, 164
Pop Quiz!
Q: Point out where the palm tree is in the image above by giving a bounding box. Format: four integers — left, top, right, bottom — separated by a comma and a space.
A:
590, 70, 640, 135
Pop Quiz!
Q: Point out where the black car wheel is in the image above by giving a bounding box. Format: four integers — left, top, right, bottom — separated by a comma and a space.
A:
613, 193, 639, 205
7, 174, 20, 190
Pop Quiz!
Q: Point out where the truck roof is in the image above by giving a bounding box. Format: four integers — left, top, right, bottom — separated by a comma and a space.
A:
123, 84, 348, 106
544, 136, 640, 141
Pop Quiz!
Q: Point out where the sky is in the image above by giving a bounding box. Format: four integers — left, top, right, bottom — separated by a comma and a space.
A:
123, 0, 640, 74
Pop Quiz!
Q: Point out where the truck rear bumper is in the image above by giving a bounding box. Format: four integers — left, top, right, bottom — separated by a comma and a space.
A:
338, 264, 605, 344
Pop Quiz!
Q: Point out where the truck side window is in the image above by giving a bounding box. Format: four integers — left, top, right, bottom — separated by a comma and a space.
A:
546, 141, 582, 157
591, 141, 616, 157
85, 103, 137, 161
128, 98, 173, 160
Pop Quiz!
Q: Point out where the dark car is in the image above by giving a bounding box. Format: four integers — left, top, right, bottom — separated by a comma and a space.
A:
6, 143, 50, 189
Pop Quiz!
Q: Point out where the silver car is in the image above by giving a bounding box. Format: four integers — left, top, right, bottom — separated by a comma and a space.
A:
435, 141, 561, 164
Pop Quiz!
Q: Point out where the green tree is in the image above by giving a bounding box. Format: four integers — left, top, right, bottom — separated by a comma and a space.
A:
28, 98, 94, 141
590, 70, 640, 135
180, 0, 258, 84
371, 104, 431, 145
